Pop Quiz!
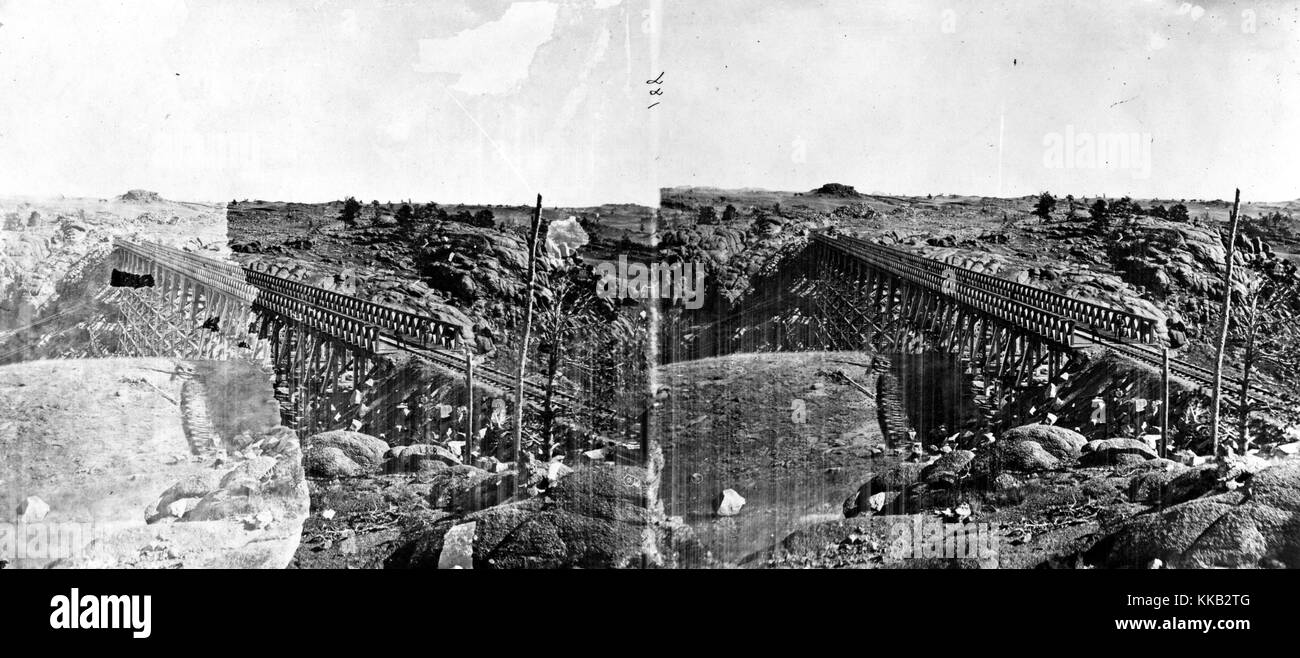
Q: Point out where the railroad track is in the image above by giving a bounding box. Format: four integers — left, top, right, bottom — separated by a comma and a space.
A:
1076, 328, 1288, 410
834, 233, 1160, 342
818, 232, 1290, 410
114, 239, 602, 414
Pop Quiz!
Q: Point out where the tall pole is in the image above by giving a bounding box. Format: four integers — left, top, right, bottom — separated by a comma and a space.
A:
1161, 346, 1171, 459
513, 194, 544, 465
465, 342, 475, 464
1209, 189, 1241, 458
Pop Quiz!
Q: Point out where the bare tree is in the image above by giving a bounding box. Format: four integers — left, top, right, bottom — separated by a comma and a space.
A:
533, 265, 616, 458
1230, 270, 1300, 451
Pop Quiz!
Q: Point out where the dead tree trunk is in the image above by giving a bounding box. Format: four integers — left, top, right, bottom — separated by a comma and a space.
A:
541, 345, 560, 459
1209, 188, 1242, 457
513, 194, 544, 465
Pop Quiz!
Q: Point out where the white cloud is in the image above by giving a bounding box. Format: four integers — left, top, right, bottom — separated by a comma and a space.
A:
414, 1, 559, 96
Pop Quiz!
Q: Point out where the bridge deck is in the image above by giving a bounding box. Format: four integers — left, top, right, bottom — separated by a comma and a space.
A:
110, 238, 602, 414
814, 232, 1286, 409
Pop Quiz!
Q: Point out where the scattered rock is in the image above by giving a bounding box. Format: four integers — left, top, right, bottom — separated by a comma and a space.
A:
992, 473, 1023, 492
863, 491, 895, 514
1272, 442, 1300, 458
166, 497, 202, 518
17, 496, 50, 523
438, 522, 476, 569
713, 489, 746, 516
842, 490, 862, 518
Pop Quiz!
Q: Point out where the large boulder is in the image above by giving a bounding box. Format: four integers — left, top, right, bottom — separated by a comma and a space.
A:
303, 446, 363, 479
549, 463, 654, 524
1128, 463, 1217, 506
1001, 424, 1087, 461
155, 473, 219, 511
305, 431, 390, 470
453, 471, 521, 513
1088, 461, 1300, 568
921, 450, 975, 488
384, 443, 461, 474
975, 440, 1061, 477
260, 451, 307, 499
393, 464, 659, 569
219, 456, 278, 488
1080, 438, 1158, 466
182, 489, 260, 522
427, 464, 492, 508
1125, 461, 1190, 504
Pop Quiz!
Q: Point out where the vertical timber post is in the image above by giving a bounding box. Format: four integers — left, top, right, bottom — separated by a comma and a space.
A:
465, 342, 475, 464
1161, 346, 1171, 459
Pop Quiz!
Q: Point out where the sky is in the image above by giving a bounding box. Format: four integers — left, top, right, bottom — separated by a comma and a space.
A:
0, 0, 1297, 205
657, 0, 1300, 202
0, 0, 656, 206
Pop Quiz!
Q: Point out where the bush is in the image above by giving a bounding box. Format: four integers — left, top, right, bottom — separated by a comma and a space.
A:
395, 203, 414, 226
1032, 192, 1056, 220
340, 197, 362, 226
1089, 199, 1108, 221
1168, 203, 1190, 223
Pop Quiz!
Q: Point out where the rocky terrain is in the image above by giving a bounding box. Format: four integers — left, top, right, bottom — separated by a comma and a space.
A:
0, 192, 229, 363
227, 199, 653, 350
288, 426, 690, 569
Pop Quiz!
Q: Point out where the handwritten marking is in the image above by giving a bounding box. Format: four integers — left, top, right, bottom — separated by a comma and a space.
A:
646, 71, 664, 109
